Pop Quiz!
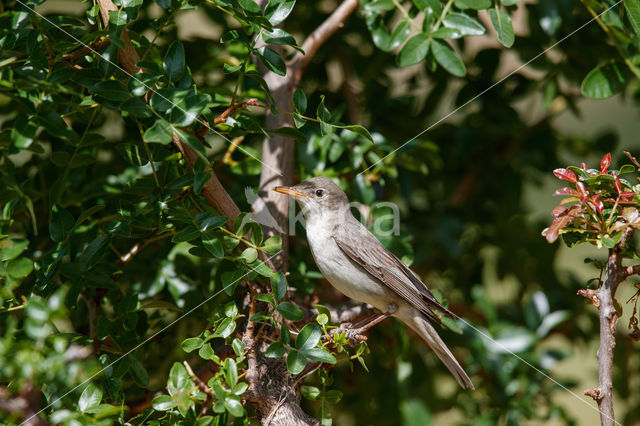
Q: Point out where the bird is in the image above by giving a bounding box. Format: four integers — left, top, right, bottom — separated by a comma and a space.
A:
273, 176, 474, 389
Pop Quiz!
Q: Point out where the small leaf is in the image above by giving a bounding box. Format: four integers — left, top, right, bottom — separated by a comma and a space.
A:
256, 47, 286, 76
286, 349, 306, 374
431, 40, 467, 77
277, 301, 303, 321
202, 234, 224, 258
254, 293, 276, 306
265, 0, 296, 25
164, 41, 186, 82
293, 88, 307, 114
239, 247, 258, 263
232, 338, 245, 356
224, 358, 238, 388
265, 341, 286, 358
295, 323, 321, 350
270, 272, 287, 302
181, 337, 204, 353
224, 397, 245, 417
78, 384, 102, 412
624, 0, 640, 35
582, 61, 627, 99
443, 12, 486, 36
144, 119, 173, 144
552, 168, 577, 183
49, 204, 75, 243
489, 8, 515, 47
301, 347, 336, 364
8, 257, 33, 279
260, 236, 282, 255
397, 33, 431, 67
301, 385, 321, 400
152, 395, 175, 411
77, 236, 112, 271
601, 152, 611, 174
270, 126, 306, 142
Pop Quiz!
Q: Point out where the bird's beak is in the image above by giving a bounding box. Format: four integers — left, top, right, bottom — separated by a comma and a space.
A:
273, 186, 310, 199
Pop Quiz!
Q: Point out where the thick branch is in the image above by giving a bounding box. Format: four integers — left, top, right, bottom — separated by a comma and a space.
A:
288, 0, 359, 87
255, 0, 360, 272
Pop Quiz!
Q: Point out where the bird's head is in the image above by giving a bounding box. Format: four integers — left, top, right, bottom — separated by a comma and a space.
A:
273, 177, 350, 219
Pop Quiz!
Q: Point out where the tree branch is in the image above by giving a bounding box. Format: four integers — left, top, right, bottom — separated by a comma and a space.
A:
288, 0, 359, 87
583, 227, 636, 426
255, 0, 360, 272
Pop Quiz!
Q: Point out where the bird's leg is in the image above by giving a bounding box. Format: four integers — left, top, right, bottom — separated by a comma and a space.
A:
338, 303, 398, 344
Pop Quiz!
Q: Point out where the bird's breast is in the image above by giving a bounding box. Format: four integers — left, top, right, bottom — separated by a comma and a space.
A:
305, 224, 392, 311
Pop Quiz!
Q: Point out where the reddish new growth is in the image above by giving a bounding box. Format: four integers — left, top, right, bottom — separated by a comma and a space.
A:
543, 152, 640, 246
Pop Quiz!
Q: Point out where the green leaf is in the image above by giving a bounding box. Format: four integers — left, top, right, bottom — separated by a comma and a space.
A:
239, 247, 258, 263
0, 239, 28, 261
254, 293, 276, 306
270, 272, 287, 302
293, 88, 307, 114
198, 343, 215, 360
455, 0, 491, 9
215, 317, 236, 338
602, 231, 623, 248
265, 341, 286, 358
400, 398, 432, 426
77, 236, 112, 271
144, 119, 173, 144
443, 12, 486, 36
49, 204, 75, 243
501, 0, 523, 4
581, 62, 627, 99
277, 301, 303, 321
336, 124, 374, 143
270, 126, 306, 142
198, 213, 228, 231
232, 338, 245, 356
248, 259, 274, 277
260, 236, 282, 254
389, 20, 411, 51
286, 349, 306, 374
175, 128, 208, 162
181, 337, 204, 353
164, 41, 186, 82
489, 8, 514, 47
36, 110, 77, 141
625, 0, 640, 35
224, 397, 245, 417
263, 28, 301, 51
255, 47, 286, 76
265, 0, 296, 25
302, 347, 336, 363
79, 384, 102, 413
91, 80, 130, 101
295, 323, 321, 350
12, 115, 37, 149
129, 355, 149, 386
172, 225, 200, 243
431, 40, 467, 77
202, 234, 224, 258
8, 257, 33, 279
152, 395, 175, 411
224, 358, 238, 388
301, 385, 321, 400
237, 0, 261, 14
397, 33, 431, 67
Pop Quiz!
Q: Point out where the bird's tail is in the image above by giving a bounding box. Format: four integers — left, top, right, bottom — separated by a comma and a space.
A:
400, 310, 474, 390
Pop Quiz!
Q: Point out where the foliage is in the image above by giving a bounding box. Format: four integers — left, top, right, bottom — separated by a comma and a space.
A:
1, 0, 640, 424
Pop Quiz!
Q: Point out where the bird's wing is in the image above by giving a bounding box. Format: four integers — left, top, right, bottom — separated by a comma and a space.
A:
333, 225, 454, 323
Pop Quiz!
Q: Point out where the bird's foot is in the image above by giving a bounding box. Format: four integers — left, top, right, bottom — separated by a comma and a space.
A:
330, 323, 368, 346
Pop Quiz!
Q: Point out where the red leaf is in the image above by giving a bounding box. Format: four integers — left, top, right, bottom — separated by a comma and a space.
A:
576, 182, 589, 201
613, 173, 622, 194
620, 191, 636, 198
601, 153, 611, 174
553, 187, 578, 197
625, 151, 640, 169
552, 205, 568, 217
553, 168, 577, 183
581, 162, 588, 170
544, 205, 583, 243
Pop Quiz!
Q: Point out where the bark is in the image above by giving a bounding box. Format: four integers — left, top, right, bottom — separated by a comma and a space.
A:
580, 227, 636, 426
255, 0, 359, 272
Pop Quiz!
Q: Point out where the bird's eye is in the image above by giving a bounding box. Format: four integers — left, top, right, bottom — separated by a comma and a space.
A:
315, 189, 325, 197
